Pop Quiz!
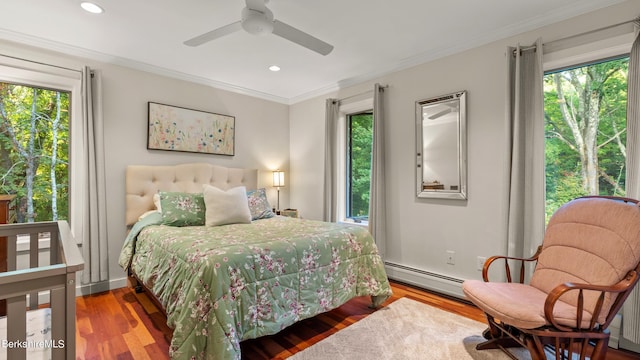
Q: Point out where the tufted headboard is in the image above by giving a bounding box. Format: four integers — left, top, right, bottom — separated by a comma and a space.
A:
125, 163, 258, 226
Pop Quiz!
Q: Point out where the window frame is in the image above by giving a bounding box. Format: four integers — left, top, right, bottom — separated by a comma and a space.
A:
336, 96, 373, 225
543, 29, 633, 72
541, 29, 634, 223
0, 57, 83, 243
345, 110, 374, 222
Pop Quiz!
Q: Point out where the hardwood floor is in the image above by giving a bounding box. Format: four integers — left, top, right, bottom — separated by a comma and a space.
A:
75, 281, 640, 359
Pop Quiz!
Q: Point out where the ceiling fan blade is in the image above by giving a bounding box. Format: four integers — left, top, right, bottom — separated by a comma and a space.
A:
245, 0, 267, 12
184, 21, 242, 47
272, 20, 333, 56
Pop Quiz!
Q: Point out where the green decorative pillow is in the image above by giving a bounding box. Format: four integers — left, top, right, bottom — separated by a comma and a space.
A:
159, 191, 205, 226
247, 188, 275, 220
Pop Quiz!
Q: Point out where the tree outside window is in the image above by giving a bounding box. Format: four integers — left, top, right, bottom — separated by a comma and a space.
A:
544, 56, 628, 222
0, 82, 69, 222
346, 111, 373, 221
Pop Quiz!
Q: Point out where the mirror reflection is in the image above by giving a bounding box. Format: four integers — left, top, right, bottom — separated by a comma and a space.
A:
416, 91, 467, 200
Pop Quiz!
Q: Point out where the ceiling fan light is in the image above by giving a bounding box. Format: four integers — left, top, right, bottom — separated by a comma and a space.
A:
269, 65, 280, 72
241, 7, 274, 35
80, 2, 104, 14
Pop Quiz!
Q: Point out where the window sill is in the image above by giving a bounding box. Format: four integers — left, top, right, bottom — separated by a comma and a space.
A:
339, 219, 369, 228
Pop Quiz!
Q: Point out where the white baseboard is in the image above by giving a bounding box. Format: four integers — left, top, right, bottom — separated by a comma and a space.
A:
76, 277, 128, 296
613, 312, 640, 354
610, 313, 621, 349
384, 262, 465, 299
15, 241, 128, 298
619, 337, 640, 352
76, 277, 127, 296
30, 277, 127, 305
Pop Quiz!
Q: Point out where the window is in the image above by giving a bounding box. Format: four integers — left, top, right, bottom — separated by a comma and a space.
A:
346, 110, 373, 222
544, 56, 628, 222
0, 57, 82, 241
334, 96, 374, 224
0, 82, 70, 222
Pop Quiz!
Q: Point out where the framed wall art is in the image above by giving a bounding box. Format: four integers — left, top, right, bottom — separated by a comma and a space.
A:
147, 102, 235, 156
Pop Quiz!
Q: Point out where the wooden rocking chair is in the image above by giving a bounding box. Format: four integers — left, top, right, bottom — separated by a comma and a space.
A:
462, 196, 640, 360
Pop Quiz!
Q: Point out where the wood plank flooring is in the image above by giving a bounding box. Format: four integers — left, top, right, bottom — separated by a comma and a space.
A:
75, 281, 640, 359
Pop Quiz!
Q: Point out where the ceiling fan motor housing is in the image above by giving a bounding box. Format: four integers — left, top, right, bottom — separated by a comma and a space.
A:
241, 7, 274, 35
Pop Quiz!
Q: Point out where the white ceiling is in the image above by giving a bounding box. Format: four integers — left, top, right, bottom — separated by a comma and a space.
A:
0, 0, 626, 104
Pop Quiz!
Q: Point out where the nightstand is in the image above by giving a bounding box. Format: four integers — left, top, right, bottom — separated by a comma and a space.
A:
0, 194, 17, 224
280, 208, 299, 218
0, 194, 16, 316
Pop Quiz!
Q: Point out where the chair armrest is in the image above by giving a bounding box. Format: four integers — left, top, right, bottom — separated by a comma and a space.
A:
544, 270, 639, 331
482, 245, 542, 282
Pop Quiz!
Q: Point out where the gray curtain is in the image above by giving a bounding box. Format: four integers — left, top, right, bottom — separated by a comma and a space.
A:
504, 39, 545, 276
623, 21, 640, 345
81, 66, 109, 284
323, 98, 340, 222
369, 84, 387, 257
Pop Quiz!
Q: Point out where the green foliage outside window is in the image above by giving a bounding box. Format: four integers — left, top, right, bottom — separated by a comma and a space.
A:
544, 57, 628, 223
0, 82, 69, 222
348, 112, 373, 220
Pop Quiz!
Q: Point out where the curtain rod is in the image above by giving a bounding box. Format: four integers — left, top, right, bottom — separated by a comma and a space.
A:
338, 90, 373, 103
516, 17, 638, 54
337, 84, 388, 103
0, 53, 81, 73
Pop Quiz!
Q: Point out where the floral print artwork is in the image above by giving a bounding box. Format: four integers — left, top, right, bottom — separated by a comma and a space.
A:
148, 102, 235, 156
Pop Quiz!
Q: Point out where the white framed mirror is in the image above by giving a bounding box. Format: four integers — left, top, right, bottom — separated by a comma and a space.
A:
416, 91, 467, 200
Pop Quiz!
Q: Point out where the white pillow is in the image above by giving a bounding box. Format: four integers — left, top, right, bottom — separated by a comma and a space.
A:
153, 193, 162, 212
137, 193, 162, 221
138, 209, 160, 221
203, 185, 252, 226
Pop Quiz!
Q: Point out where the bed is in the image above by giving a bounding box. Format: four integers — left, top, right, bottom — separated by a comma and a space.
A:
118, 163, 392, 359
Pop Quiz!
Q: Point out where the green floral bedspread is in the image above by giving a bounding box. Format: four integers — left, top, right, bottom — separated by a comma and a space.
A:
119, 214, 392, 359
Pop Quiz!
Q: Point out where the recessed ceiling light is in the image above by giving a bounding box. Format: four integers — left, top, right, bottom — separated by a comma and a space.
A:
268, 65, 281, 72
80, 2, 104, 14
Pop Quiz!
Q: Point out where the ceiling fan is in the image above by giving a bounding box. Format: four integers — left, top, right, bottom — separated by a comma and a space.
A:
184, 0, 334, 56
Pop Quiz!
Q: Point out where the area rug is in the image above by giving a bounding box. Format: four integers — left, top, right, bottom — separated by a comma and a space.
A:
288, 297, 531, 360
0, 307, 52, 359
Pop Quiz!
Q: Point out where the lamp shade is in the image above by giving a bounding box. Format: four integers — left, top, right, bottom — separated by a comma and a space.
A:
273, 170, 285, 187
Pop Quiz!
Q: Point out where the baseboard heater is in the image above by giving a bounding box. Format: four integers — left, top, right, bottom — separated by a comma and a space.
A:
384, 261, 465, 299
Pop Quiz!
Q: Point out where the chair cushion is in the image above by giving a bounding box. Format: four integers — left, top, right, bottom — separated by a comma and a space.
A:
462, 280, 594, 329
530, 197, 640, 324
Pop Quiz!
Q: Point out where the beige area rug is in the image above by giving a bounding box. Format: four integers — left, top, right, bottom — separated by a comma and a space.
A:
289, 298, 531, 360
0, 308, 52, 359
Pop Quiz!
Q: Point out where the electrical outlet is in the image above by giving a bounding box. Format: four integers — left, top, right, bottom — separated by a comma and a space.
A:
446, 250, 455, 265
477, 256, 487, 271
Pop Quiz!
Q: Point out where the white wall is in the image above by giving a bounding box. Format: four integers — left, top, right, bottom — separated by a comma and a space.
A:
102, 66, 290, 288
0, 39, 291, 290
289, 1, 640, 297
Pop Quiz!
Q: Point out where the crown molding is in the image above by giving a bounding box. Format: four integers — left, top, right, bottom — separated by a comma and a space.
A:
287, 0, 627, 104
0, 28, 291, 104
0, 0, 627, 106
